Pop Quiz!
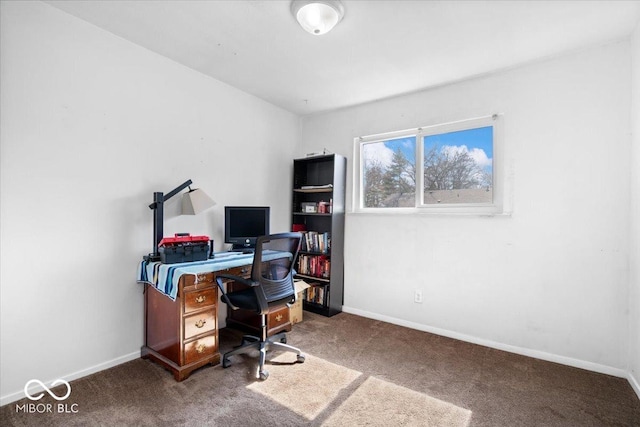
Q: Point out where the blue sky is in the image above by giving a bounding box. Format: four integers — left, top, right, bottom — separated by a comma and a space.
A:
425, 126, 493, 158
378, 126, 493, 171
383, 136, 416, 162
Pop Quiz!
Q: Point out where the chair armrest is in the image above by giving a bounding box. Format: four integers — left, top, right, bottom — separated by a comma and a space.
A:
215, 273, 254, 287
215, 273, 255, 311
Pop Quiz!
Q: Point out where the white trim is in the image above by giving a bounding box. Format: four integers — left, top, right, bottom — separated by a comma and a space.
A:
356, 114, 500, 143
629, 371, 640, 401
346, 209, 513, 218
0, 351, 141, 406
353, 137, 361, 210
416, 124, 425, 207
342, 306, 630, 380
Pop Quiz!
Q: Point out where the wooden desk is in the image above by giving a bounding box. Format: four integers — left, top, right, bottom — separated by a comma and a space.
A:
137, 253, 291, 381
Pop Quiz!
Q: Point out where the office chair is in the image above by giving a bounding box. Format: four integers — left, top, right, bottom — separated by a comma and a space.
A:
216, 232, 305, 380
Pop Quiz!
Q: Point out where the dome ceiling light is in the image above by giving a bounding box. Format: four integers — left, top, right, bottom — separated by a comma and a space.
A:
291, 0, 345, 35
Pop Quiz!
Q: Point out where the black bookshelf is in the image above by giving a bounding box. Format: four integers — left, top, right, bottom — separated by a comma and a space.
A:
291, 154, 346, 317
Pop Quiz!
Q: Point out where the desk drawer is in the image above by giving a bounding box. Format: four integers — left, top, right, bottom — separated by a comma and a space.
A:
184, 288, 216, 314
221, 265, 251, 278
184, 335, 216, 365
184, 310, 216, 339
181, 272, 215, 287
268, 306, 290, 331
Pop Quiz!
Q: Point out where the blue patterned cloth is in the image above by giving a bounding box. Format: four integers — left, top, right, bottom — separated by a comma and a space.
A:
136, 251, 289, 300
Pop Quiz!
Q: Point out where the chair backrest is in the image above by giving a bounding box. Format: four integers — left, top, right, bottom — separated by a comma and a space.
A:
252, 232, 302, 306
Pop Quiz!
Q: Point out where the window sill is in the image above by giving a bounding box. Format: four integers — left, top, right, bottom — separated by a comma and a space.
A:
347, 207, 512, 217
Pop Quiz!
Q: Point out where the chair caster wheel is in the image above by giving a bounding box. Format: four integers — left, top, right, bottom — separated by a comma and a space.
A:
297, 354, 306, 363
259, 370, 269, 381
280, 337, 287, 344
222, 357, 231, 368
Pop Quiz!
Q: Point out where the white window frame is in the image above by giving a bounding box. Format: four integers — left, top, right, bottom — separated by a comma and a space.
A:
353, 114, 504, 215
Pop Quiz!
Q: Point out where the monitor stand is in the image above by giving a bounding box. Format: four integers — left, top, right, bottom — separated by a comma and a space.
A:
231, 245, 254, 254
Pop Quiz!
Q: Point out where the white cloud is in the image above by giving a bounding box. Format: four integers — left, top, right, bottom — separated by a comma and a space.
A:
442, 145, 492, 169
365, 142, 491, 171
363, 142, 395, 168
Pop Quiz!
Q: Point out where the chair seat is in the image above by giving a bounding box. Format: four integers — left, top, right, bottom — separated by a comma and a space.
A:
224, 288, 260, 312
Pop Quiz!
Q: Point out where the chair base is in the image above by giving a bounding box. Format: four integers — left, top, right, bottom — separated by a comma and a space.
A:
222, 332, 305, 380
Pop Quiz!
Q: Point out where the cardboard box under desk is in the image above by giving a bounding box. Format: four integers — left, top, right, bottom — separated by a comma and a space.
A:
290, 280, 311, 324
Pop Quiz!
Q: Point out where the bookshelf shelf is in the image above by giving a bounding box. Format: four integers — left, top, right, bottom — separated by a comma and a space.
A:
292, 154, 346, 317
295, 274, 330, 283
293, 212, 332, 217
293, 188, 333, 194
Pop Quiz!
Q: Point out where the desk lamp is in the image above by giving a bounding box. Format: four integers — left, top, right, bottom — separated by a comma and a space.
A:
145, 179, 215, 261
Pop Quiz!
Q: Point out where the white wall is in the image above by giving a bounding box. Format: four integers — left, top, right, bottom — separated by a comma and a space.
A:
301, 41, 632, 375
0, 1, 299, 404
629, 20, 640, 397
2, 0, 637, 407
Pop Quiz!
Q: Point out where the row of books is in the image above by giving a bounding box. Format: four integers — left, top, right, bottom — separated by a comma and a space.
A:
297, 254, 330, 279
300, 231, 330, 253
304, 285, 327, 305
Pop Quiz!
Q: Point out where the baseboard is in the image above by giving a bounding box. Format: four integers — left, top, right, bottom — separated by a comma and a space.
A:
629, 371, 640, 401
0, 351, 141, 407
342, 306, 629, 380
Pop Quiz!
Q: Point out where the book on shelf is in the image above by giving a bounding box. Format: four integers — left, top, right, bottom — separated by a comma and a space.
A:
300, 231, 330, 253
297, 254, 331, 279
304, 284, 327, 305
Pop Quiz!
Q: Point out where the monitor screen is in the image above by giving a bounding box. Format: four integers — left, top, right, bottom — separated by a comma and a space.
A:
224, 206, 270, 250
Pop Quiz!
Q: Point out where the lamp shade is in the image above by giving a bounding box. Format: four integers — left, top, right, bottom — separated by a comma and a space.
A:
291, 0, 344, 35
182, 188, 216, 215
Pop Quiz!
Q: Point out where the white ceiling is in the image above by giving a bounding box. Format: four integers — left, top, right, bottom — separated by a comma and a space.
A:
46, 0, 640, 116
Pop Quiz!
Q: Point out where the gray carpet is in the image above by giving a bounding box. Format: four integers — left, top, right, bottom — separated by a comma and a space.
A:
2, 311, 639, 426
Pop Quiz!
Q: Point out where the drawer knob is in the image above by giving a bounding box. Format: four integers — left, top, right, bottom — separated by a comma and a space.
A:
195, 319, 207, 328
195, 295, 206, 304
276, 314, 283, 322
196, 273, 207, 283
196, 344, 206, 354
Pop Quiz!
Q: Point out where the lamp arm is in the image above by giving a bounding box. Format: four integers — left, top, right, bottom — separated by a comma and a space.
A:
147, 179, 193, 260
163, 179, 192, 202
148, 179, 192, 209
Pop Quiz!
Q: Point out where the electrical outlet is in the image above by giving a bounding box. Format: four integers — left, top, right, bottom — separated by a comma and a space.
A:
414, 290, 423, 303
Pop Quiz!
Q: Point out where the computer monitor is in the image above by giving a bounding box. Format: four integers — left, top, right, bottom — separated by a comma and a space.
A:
224, 206, 270, 252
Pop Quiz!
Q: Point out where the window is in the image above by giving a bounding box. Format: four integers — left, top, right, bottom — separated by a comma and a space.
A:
355, 115, 502, 214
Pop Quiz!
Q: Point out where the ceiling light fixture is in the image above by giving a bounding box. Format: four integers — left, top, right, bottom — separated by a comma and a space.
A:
291, 0, 345, 35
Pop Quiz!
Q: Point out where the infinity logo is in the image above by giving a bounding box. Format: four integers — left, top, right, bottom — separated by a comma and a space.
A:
24, 379, 72, 401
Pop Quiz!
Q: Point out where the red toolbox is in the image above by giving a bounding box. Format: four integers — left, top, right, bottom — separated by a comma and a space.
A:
159, 233, 210, 264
